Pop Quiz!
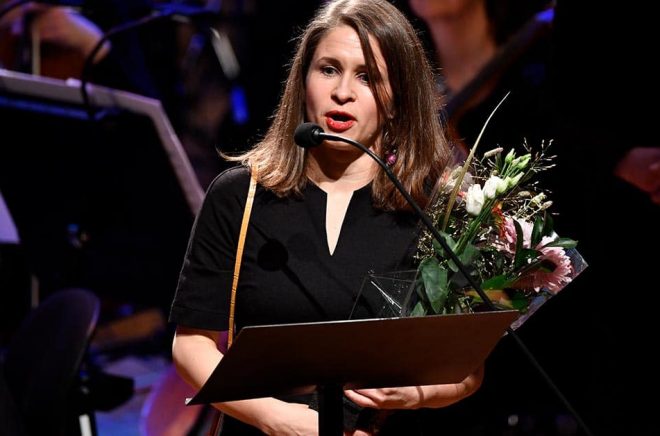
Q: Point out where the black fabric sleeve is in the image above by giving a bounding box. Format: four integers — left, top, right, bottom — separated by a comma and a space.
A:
169, 166, 250, 330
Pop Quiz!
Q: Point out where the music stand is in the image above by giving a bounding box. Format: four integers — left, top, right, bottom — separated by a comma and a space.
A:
0, 68, 203, 308
187, 311, 519, 436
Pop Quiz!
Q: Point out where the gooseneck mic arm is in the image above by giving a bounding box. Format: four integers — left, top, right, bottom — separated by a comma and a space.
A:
295, 122, 497, 312
293, 122, 594, 436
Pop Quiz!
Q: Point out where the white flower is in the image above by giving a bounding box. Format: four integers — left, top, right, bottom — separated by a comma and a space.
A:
465, 183, 485, 216
483, 175, 507, 199
530, 193, 546, 205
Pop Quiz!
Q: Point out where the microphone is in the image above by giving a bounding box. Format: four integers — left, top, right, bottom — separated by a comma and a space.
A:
294, 122, 324, 149
293, 122, 595, 436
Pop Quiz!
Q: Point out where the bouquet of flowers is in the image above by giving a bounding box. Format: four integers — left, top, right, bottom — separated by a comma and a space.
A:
410, 139, 585, 328
351, 98, 586, 328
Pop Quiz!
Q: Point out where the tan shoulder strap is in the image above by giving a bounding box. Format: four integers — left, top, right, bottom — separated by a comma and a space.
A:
227, 167, 257, 347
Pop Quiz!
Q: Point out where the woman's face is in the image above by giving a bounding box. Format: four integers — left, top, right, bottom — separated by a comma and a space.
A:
305, 25, 391, 151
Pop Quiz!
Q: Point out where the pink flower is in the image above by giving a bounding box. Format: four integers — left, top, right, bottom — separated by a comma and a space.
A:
498, 217, 531, 253
500, 217, 573, 293
514, 245, 573, 293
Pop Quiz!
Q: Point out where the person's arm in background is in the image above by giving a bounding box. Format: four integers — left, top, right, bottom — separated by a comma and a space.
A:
0, 2, 155, 95
29, 6, 110, 63
614, 147, 660, 204
0, 3, 109, 73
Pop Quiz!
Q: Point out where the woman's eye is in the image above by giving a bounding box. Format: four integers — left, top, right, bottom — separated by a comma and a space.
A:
321, 66, 337, 76
357, 72, 370, 84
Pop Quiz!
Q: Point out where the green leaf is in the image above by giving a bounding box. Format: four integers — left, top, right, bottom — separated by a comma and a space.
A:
531, 216, 544, 247
542, 212, 554, 237
542, 238, 578, 249
432, 231, 456, 259
510, 291, 529, 312
448, 241, 480, 272
480, 274, 515, 290
513, 219, 533, 269
513, 219, 524, 258
464, 289, 514, 310
420, 257, 449, 314
461, 242, 481, 266
411, 301, 427, 317
514, 248, 541, 270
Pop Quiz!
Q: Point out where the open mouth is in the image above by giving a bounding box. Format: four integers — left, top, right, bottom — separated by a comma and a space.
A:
329, 113, 353, 122
326, 111, 355, 132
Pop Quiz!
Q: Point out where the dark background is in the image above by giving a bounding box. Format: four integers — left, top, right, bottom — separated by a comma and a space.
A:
1, 1, 658, 434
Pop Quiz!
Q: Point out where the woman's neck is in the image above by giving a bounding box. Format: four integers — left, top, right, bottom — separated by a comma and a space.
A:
426, 3, 496, 94
306, 147, 377, 194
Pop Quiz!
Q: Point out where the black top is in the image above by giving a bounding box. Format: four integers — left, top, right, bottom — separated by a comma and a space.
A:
170, 166, 420, 331
169, 165, 422, 434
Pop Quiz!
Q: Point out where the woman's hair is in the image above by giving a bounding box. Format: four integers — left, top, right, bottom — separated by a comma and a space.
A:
232, 0, 450, 211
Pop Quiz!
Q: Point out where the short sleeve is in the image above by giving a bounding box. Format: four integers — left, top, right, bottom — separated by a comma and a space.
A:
169, 166, 251, 330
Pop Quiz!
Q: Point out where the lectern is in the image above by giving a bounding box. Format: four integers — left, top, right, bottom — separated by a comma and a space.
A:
187, 311, 518, 436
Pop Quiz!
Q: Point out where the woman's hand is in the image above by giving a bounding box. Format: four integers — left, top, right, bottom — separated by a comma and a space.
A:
344, 386, 426, 410
343, 365, 484, 410
260, 402, 319, 436
173, 327, 318, 434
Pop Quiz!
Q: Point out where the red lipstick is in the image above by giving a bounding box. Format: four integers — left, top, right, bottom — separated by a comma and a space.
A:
325, 111, 355, 133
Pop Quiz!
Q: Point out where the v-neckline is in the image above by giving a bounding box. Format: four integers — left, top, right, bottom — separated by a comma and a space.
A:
307, 180, 372, 258
325, 190, 353, 256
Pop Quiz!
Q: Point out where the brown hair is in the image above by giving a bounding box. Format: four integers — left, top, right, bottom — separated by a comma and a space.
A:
231, 0, 450, 211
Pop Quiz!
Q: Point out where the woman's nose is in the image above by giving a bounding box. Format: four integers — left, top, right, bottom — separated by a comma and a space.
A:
332, 76, 356, 103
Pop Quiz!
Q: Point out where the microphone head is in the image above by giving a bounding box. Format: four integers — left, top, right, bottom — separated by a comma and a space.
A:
294, 123, 324, 148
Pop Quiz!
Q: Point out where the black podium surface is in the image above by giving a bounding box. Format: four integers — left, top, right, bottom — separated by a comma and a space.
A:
187, 311, 518, 435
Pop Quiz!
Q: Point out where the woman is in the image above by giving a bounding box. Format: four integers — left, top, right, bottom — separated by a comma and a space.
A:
170, 0, 483, 434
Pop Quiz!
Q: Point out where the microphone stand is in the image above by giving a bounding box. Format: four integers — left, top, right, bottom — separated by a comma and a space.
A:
312, 129, 595, 436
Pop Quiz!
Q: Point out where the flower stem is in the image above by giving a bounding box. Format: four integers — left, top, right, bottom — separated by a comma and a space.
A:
441, 92, 511, 231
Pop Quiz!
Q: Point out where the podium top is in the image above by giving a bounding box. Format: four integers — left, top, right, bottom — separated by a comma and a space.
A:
188, 311, 518, 405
